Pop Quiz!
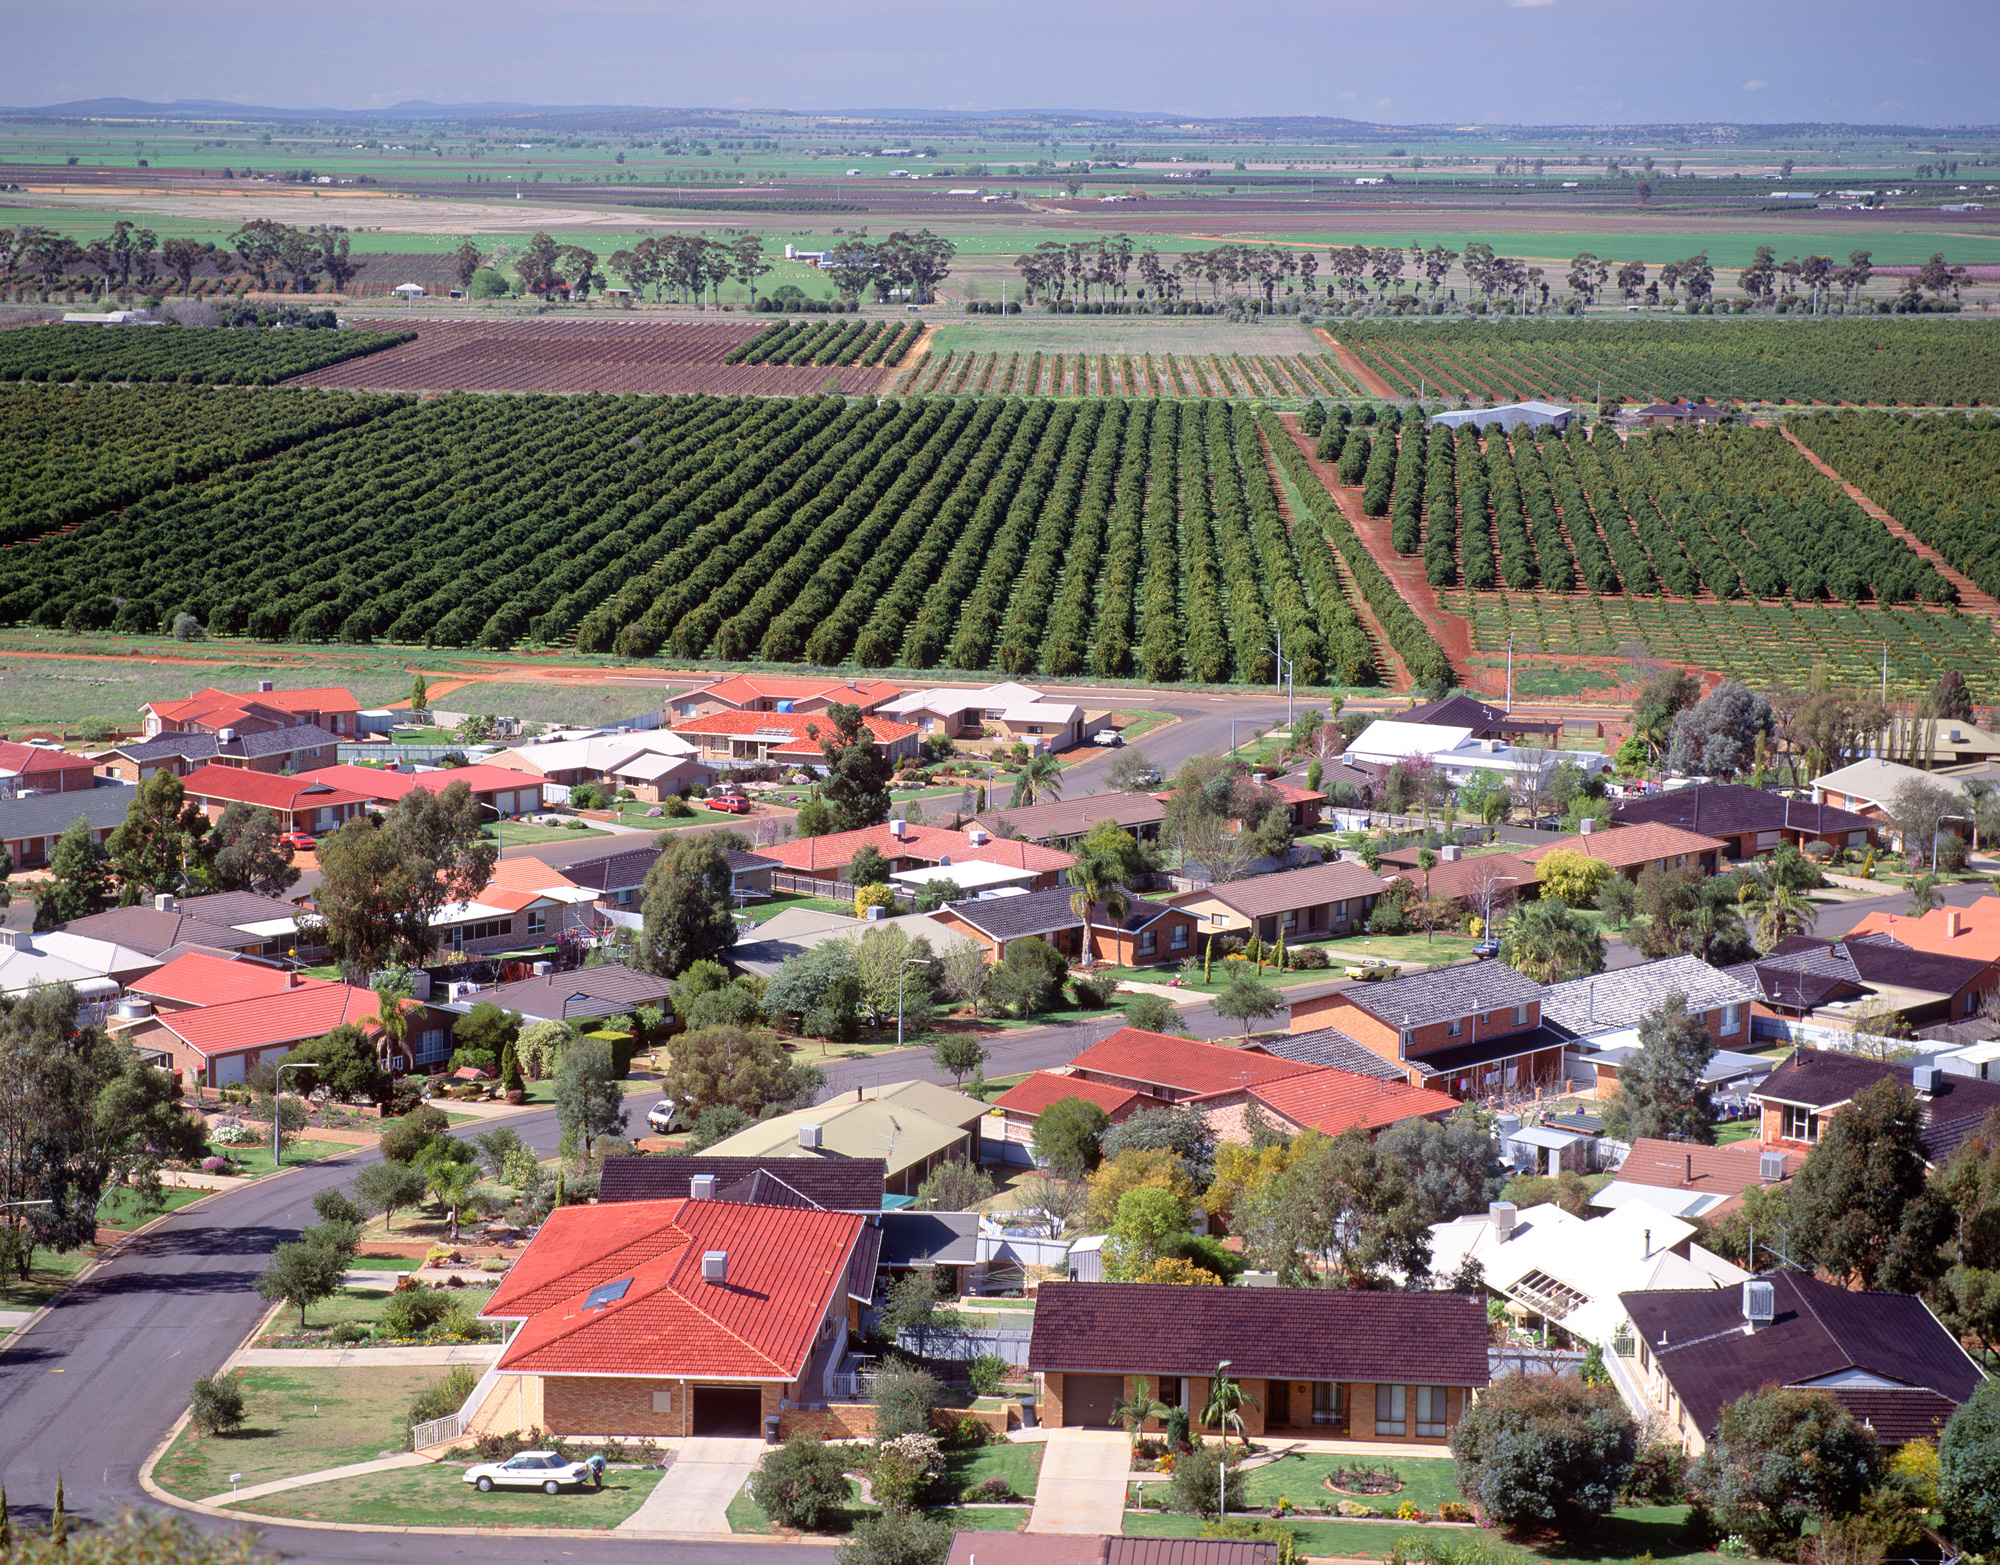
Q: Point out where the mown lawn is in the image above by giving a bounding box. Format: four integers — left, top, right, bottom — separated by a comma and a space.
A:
1238, 1452, 1461, 1515
232, 1459, 667, 1528
256, 1284, 498, 1339
152, 1365, 449, 1500
97, 1185, 208, 1229
484, 821, 612, 847
0, 1245, 94, 1312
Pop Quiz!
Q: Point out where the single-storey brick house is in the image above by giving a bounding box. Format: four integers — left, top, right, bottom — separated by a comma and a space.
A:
470, 1198, 874, 1442
672, 675, 902, 722
1518, 820, 1727, 883
1287, 962, 1569, 1102
178, 765, 374, 838
1168, 860, 1390, 945
759, 820, 1074, 890
1750, 1047, 2000, 1162
925, 885, 1200, 967
670, 710, 920, 769
117, 976, 448, 1086
98, 724, 341, 785
1612, 783, 1877, 862
966, 791, 1166, 850
989, 1070, 1150, 1162
297, 762, 545, 820
143, 682, 361, 740
1028, 1282, 1490, 1442
0, 784, 134, 872
0, 740, 101, 795
1244, 1070, 1462, 1142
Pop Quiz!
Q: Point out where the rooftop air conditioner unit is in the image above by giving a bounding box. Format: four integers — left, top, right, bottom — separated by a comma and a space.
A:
1488, 1200, 1517, 1241
889, 818, 908, 839
799, 1124, 823, 1150
968, 827, 991, 846
532, 961, 553, 977
1759, 1151, 1787, 1182
690, 1174, 717, 1200
1742, 1278, 1776, 1331
702, 1250, 728, 1283
1441, 844, 1463, 862
1579, 817, 1596, 835
1914, 1065, 1943, 1095
153, 893, 176, 913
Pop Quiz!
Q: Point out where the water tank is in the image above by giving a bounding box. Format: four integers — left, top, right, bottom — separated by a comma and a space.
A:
115, 997, 154, 1021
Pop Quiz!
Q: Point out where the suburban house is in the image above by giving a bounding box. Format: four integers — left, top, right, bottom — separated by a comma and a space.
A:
1242, 1069, 1462, 1141
757, 820, 1074, 890
988, 1072, 1150, 1164
0, 783, 134, 872
97, 724, 340, 784
125, 949, 299, 1013
168, 889, 323, 958
1541, 955, 1759, 1047
1622, 1271, 1987, 1454
1751, 1049, 2000, 1163
599, 1156, 888, 1212
1379, 848, 1538, 923
1027, 1281, 1490, 1442
925, 885, 1201, 968
1429, 1200, 1747, 1355
424, 882, 593, 960
669, 710, 921, 770
1343, 720, 1613, 788
483, 732, 714, 801
1813, 758, 1971, 848
1287, 963, 1569, 1101
1518, 820, 1728, 882
142, 682, 362, 740
116, 974, 443, 1085
672, 675, 902, 721
1592, 1138, 1805, 1223
1061, 1028, 1328, 1142
1846, 897, 2000, 964
1724, 932, 1998, 1040
55, 896, 277, 961
1632, 401, 1724, 426
1247, 1026, 1409, 1079
1877, 715, 2000, 769
876, 1210, 983, 1297
967, 792, 1166, 849
467, 1198, 872, 1441
1167, 860, 1389, 945
178, 766, 374, 838
297, 762, 546, 819
0, 740, 100, 795
1612, 783, 1877, 861
1396, 693, 1563, 745
876, 681, 1050, 739
726, 905, 947, 980
0, 928, 147, 1006
436, 963, 676, 1027
701, 1088, 982, 1198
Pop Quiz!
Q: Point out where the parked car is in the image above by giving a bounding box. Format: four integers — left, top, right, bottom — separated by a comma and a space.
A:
708, 794, 753, 814
277, 832, 317, 852
1128, 768, 1163, 788
646, 1099, 690, 1135
464, 1451, 595, 1494
1092, 730, 1123, 747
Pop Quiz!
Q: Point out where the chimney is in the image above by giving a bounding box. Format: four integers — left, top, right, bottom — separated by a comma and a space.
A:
799, 1124, 823, 1150
1947, 909, 1964, 939
1742, 1278, 1776, 1332
287, 971, 300, 988
153, 893, 176, 913
689, 1174, 716, 1200
702, 1250, 728, 1284
1488, 1200, 1516, 1241
1685, 1151, 1693, 1183
1578, 817, 1595, 836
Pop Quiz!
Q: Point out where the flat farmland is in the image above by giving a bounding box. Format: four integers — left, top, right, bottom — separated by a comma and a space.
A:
903, 348, 1362, 398
284, 317, 898, 395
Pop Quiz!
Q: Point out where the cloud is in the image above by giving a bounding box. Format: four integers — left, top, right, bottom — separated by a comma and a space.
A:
1743, 78, 1767, 90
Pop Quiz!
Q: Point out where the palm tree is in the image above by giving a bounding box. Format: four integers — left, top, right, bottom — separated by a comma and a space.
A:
1111, 1376, 1171, 1448
1202, 1364, 1260, 1449
372, 974, 416, 1073
1738, 876, 1818, 953
1009, 753, 1064, 809
424, 1157, 480, 1242
1069, 867, 1133, 968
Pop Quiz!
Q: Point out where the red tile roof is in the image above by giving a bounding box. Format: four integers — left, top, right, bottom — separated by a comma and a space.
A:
1519, 821, 1728, 870
1068, 1028, 1325, 1099
698, 675, 902, 711
130, 952, 299, 1008
482, 1198, 863, 1381
672, 710, 917, 749
149, 686, 360, 724
1248, 1069, 1460, 1137
296, 763, 545, 802
0, 742, 93, 776
157, 981, 384, 1059
993, 1071, 1147, 1120
179, 764, 373, 813
759, 821, 1073, 876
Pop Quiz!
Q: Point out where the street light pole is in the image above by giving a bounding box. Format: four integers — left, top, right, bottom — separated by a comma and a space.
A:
274, 1062, 317, 1168
896, 956, 928, 1050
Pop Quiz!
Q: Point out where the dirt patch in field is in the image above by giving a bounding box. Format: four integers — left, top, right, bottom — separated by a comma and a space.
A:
1313, 329, 1398, 399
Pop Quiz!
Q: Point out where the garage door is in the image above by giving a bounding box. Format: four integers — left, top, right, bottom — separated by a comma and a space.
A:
1062, 1375, 1124, 1427
692, 1385, 763, 1437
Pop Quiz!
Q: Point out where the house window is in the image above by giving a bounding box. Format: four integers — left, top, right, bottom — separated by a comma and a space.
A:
1781, 1104, 1821, 1143
1170, 924, 1189, 951
615, 888, 634, 906
527, 909, 547, 937
1721, 1003, 1742, 1036
1137, 929, 1157, 957
1160, 1377, 1186, 1412
1512, 1004, 1530, 1025
415, 1027, 449, 1065
679, 701, 697, 718
1282, 909, 1298, 930
450, 919, 514, 950
1211, 913, 1228, 927
1446, 1017, 1463, 1037
1415, 1386, 1449, 1438
1967, 992, 1981, 1017
1375, 1384, 1406, 1437
1313, 1382, 1343, 1426
1334, 900, 1348, 921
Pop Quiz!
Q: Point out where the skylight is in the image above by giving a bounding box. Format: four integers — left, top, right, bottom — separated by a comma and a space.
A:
582, 1277, 632, 1311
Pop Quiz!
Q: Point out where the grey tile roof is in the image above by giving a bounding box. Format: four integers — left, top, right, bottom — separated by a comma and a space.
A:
467, 962, 677, 1022
1613, 783, 1873, 840
877, 1210, 980, 1267
56, 905, 262, 957
598, 1155, 887, 1211
0, 782, 136, 842
1250, 1026, 1404, 1079
1731, 934, 1989, 1009
970, 792, 1166, 845
1540, 955, 1758, 1038
176, 891, 307, 926
112, 725, 338, 763
1752, 1045, 2000, 1162
937, 886, 1082, 942
557, 846, 660, 894
726, 850, 779, 873
1341, 959, 1543, 1029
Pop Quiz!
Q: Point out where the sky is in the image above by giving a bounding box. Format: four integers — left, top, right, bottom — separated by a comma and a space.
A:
7, 0, 1999, 127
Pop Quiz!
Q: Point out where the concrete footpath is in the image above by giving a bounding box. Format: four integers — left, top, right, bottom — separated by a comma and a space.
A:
202, 1453, 428, 1507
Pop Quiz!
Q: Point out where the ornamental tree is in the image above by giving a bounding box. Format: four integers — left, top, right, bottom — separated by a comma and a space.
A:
1451, 1372, 1637, 1532
1690, 1387, 1880, 1555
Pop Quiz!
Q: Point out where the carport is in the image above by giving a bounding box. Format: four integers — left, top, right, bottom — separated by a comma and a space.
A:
691, 1384, 763, 1437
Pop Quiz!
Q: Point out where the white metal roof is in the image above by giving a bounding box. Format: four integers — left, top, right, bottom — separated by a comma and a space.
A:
889, 861, 1037, 891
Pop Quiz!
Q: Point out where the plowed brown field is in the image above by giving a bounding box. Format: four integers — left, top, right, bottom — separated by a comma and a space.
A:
284, 318, 895, 395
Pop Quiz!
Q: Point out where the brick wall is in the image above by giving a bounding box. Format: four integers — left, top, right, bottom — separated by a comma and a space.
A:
778, 1402, 877, 1441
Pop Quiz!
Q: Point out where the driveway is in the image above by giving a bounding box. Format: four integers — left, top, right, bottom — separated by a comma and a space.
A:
1024, 1428, 1132, 1534
617, 1435, 763, 1535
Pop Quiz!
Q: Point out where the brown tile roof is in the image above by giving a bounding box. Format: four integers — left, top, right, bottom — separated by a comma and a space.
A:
992, 1071, 1148, 1120
760, 822, 1074, 877
947, 1539, 1278, 1565
1614, 1137, 1805, 1217
1382, 851, 1539, 903
1519, 821, 1728, 870
1249, 1070, 1461, 1137
697, 675, 902, 711
598, 1156, 887, 1212
1067, 1028, 1325, 1099
1027, 1281, 1491, 1385
1621, 1271, 1983, 1444
969, 792, 1166, 844
1172, 860, 1390, 920
1612, 783, 1874, 841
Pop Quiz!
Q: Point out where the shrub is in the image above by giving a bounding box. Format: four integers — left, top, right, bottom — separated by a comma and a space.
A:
969, 1475, 1015, 1503
1071, 971, 1120, 1010
1289, 946, 1329, 970
1625, 1441, 1690, 1504
1166, 1406, 1191, 1452
834, 1508, 952, 1565
1940, 1378, 2000, 1551
1165, 1443, 1247, 1519
1451, 1372, 1637, 1532
869, 1432, 945, 1512
661, 794, 695, 818
751, 1435, 855, 1530
966, 1352, 1007, 1396
188, 1373, 246, 1436
328, 1321, 370, 1344
1439, 1501, 1473, 1522
871, 1367, 945, 1444
1690, 1388, 1880, 1556
382, 1288, 463, 1339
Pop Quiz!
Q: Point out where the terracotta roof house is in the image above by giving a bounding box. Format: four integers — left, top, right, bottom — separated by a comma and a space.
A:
438, 963, 676, 1026
1287, 962, 1568, 1102
97, 724, 341, 786
1751, 1048, 2000, 1163
669, 710, 920, 768
1168, 860, 1389, 946
989, 1070, 1151, 1163
925, 885, 1199, 968
1622, 1271, 1986, 1454
0, 740, 99, 795
671, 675, 902, 721
118, 976, 443, 1086
1519, 821, 1728, 882
126, 950, 297, 1012
178, 765, 373, 838
296, 762, 545, 818
1066, 1028, 1323, 1104
143, 682, 361, 739
1725, 931, 1997, 1038
1846, 898, 2000, 966
1380, 849, 1539, 920
967, 791, 1166, 849
600, 1156, 889, 1212
1611, 783, 1877, 862
1028, 1281, 1489, 1442
759, 820, 1074, 889
1595, 1137, 1806, 1222
469, 1198, 871, 1441
0, 783, 135, 871
1246, 1070, 1462, 1141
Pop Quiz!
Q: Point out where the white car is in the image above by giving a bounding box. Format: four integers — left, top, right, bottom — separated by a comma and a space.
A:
646, 1099, 689, 1135
464, 1451, 594, 1494
1092, 730, 1123, 747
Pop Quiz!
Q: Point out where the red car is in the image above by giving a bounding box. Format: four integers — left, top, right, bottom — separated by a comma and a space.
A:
278, 831, 318, 852
707, 794, 752, 815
